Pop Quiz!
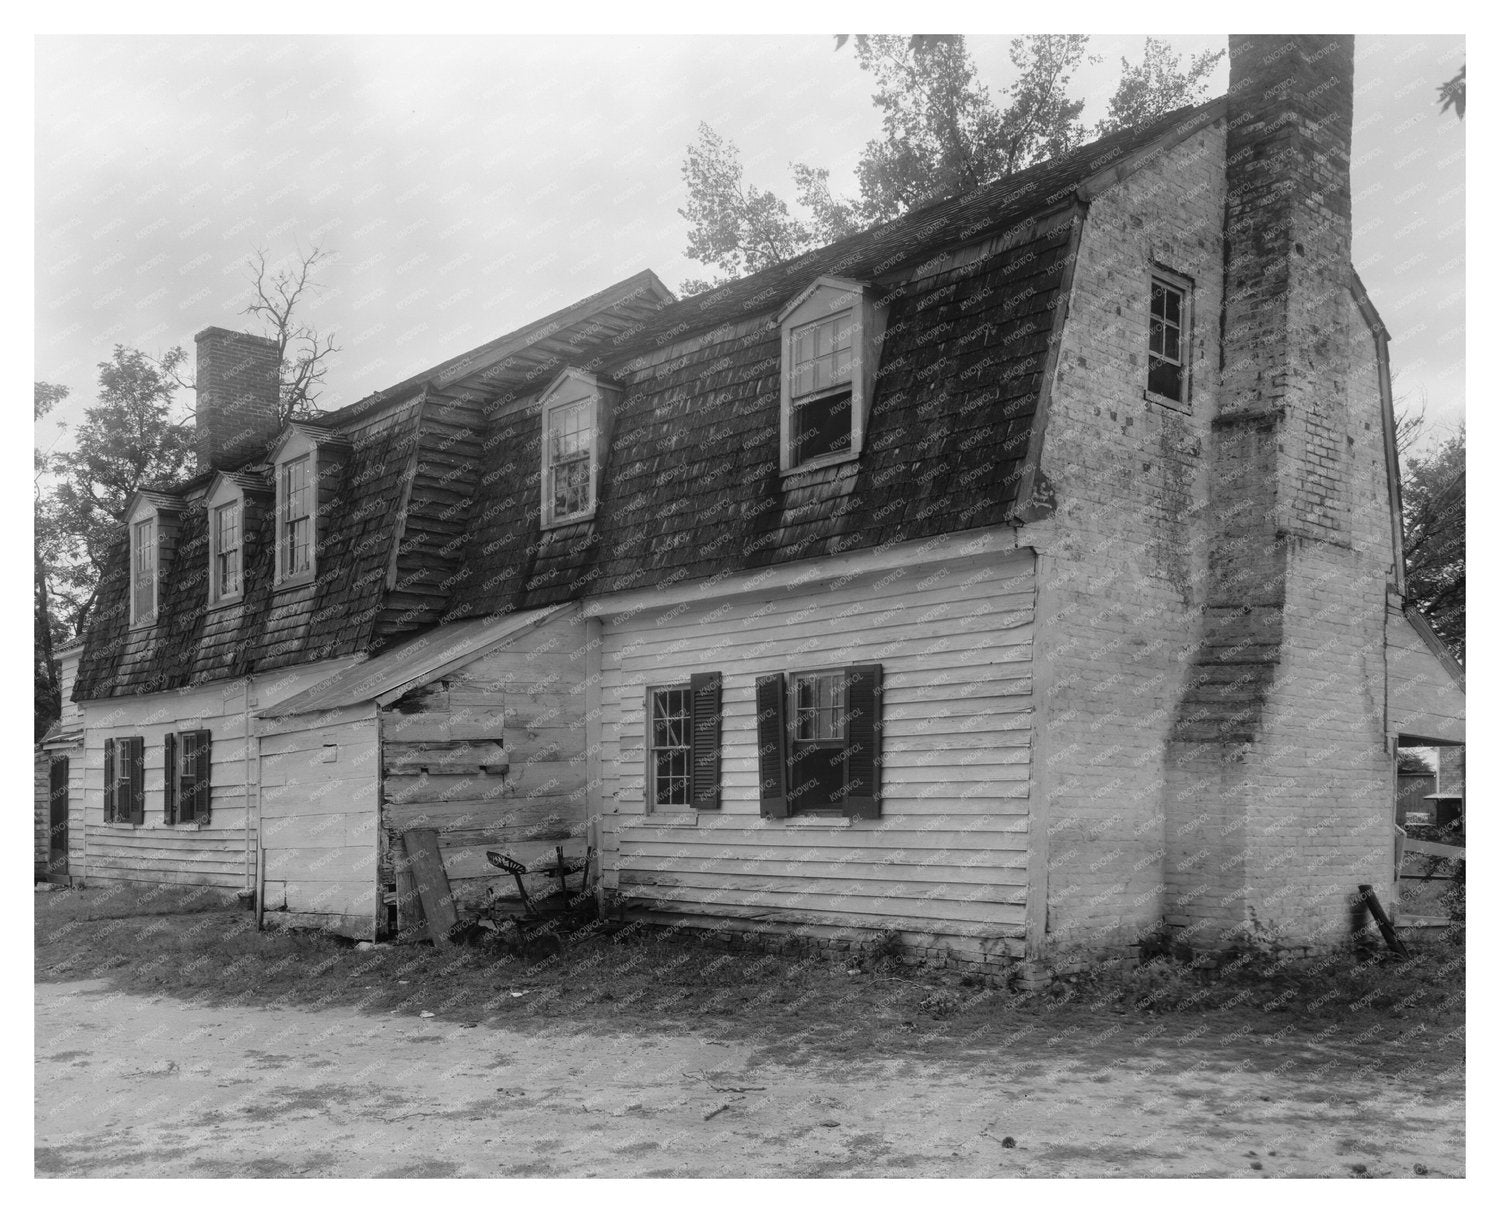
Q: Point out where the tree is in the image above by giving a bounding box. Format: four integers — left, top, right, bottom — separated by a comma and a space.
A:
162, 246, 338, 421
1401, 426, 1465, 662
34, 381, 67, 739
37, 348, 195, 638
678, 35, 1223, 289
1094, 37, 1225, 134
1437, 65, 1465, 119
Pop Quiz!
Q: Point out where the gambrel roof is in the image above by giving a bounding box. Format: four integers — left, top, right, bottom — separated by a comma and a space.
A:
76, 101, 1223, 699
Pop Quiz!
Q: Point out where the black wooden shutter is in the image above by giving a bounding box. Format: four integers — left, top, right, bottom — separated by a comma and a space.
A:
103, 738, 116, 822
163, 732, 178, 825
689, 672, 722, 810
127, 737, 146, 824
755, 673, 789, 818
188, 730, 212, 824
844, 664, 883, 819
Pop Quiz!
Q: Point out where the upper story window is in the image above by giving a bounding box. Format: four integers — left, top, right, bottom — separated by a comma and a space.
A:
123, 491, 182, 629
777, 276, 885, 474
281, 455, 313, 578
204, 471, 268, 608
269, 424, 345, 587
131, 518, 156, 626
213, 504, 241, 598
537, 369, 618, 529
1147, 271, 1192, 406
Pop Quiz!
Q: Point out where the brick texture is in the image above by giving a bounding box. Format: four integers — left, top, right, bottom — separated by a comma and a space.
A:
194, 328, 281, 471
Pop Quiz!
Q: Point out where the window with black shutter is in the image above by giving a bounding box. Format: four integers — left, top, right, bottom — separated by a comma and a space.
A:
166, 730, 212, 825
757, 665, 882, 818
647, 676, 722, 812
104, 736, 145, 824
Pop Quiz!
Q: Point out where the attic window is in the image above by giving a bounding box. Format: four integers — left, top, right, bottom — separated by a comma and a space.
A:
538, 369, 617, 529
1147, 273, 1191, 405
778, 277, 884, 474
281, 455, 313, 578
130, 518, 157, 626
212, 502, 242, 601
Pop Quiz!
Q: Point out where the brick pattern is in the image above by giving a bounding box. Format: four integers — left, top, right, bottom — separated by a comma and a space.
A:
194, 328, 281, 472
1162, 35, 1395, 946
1029, 123, 1228, 948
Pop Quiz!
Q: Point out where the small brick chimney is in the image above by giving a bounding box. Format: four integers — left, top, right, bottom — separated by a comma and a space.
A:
1166, 35, 1384, 948
194, 327, 282, 471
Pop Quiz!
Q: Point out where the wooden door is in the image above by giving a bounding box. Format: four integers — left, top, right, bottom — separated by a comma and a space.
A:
48, 756, 69, 876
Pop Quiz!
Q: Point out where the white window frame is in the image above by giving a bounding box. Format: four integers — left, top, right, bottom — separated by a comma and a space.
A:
645, 682, 693, 812
777, 276, 885, 476
537, 369, 614, 530
129, 516, 157, 628
272, 430, 319, 587
205, 477, 247, 607
1145, 268, 1193, 410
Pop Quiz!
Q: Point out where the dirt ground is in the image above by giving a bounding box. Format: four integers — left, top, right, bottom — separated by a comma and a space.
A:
36, 974, 1464, 1178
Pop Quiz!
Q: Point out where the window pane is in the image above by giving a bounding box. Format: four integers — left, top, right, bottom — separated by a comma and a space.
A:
790, 313, 854, 401
552, 455, 590, 517
1149, 357, 1183, 401
132, 521, 154, 619
1163, 287, 1181, 325
791, 389, 853, 465
649, 688, 691, 806
1162, 326, 1180, 362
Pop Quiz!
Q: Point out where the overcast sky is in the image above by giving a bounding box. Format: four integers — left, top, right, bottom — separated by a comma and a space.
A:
34, 33, 1465, 456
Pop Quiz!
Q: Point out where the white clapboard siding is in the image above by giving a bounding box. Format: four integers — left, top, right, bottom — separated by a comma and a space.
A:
258, 707, 380, 935
599, 546, 1035, 943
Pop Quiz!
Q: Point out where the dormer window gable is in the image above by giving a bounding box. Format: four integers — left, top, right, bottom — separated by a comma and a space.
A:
537, 369, 618, 530
123, 491, 184, 629
269, 422, 348, 588
777, 276, 887, 475
204, 471, 270, 607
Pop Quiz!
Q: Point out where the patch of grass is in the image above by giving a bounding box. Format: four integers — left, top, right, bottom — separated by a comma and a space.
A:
35, 887, 1464, 1073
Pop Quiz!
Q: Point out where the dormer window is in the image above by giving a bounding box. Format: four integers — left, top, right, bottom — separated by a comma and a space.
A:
280, 454, 313, 579
204, 470, 268, 608
538, 369, 618, 529
131, 518, 157, 626
777, 276, 885, 474
213, 503, 241, 599
123, 491, 182, 629
269, 423, 345, 587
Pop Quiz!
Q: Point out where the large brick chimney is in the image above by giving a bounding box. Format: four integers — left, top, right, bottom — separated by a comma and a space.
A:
195, 327, 281, 471
1165, 36, 1393, 948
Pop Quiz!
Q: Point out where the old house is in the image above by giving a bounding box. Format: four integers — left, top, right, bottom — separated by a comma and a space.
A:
68, 34, 1463, 963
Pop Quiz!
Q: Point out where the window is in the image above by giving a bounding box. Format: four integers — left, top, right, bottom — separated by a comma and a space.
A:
164, 730, 212, 825
537, 369, 617, 529
789, 313, 855, 465
547, 399, 592, 521
213, 502, 241, 600
644, 673, 722, 811
755, 664, 883, 818
1147, 274, 1191, 404
130, 519, 157, 625
777, 277, 885, 474
103, 736, 145, 825
280, 454, 313, 580
648, 686, 692, 808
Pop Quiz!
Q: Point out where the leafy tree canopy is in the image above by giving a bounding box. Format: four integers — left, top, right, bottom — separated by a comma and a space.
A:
1402, 426, 1465, 662
679, 34, 1223, 292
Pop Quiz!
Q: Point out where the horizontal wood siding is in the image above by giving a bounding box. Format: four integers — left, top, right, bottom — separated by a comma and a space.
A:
599, 545, 1035, 952
378, 612, 591, 924
259, 703, 380, 937
77, 658, 360, 893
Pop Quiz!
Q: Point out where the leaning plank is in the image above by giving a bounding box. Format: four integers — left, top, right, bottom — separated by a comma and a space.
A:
392, 833, 428, 941
403, 827, 458, 947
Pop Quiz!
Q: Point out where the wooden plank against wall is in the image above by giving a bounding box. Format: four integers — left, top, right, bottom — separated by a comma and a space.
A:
403, 828, 458, 946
